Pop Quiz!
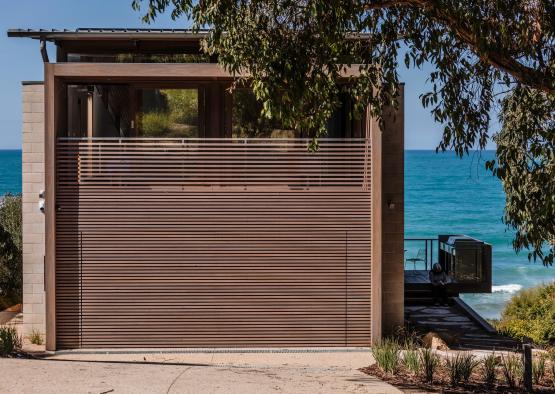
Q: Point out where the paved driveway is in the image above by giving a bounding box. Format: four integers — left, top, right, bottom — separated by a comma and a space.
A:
0, 350, 401, 394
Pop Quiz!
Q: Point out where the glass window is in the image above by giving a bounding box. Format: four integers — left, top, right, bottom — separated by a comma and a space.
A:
67, 53, 211, 63
232, 90, 299, 138
66, 84, 133, 138
136, 89, 199, 138
231, 90, 364, 139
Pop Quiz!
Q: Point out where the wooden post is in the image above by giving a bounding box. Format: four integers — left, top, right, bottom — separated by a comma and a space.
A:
523, 343, 532, 392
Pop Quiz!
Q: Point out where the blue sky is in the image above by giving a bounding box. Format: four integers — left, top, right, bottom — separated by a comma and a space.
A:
0, 0, 496, 150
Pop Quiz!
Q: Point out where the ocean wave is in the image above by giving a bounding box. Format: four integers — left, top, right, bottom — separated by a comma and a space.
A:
491, 284, 522, 294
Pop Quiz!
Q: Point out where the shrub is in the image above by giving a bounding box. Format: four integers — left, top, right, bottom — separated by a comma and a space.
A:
0, 194, 22, 309
501, 353, 523, 388
140, 111, 172, 137
0, 325, 21, 356
371, 339, 400, 375
28, 329, 43, 345
446, 352, 480, 386
496, 283, 555, 345
419, 348, 440, 384
403, 349, 421, 375
533, 354, 547, 385
482, 352, 498, 386
391, 325, 420, 350
549, 349, 555, 387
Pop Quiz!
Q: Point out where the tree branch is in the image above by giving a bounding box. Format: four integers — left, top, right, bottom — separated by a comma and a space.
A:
360, 0, 555, 93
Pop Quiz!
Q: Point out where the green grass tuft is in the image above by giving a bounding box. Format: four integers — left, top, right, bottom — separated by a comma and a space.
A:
28, 328, 43, 346
445, 352, 480, 386
419, 348, 440, 384
482, 352, 498, 386
0, 325, 22, 356
500, 352, 523, 388
371, 339, 401, 375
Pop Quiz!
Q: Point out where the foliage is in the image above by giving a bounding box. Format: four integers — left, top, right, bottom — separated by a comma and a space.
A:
402, 349, 421, 375
28, 329, 43, 346
496, 282, 555, 345
482, 352, 498, 386
488, 88, 555, 264
500, 353, 523, 388
533, 354, 546, 385
0, 325, 21, 356
140, 111, 172, 137
0, 194, 22, 309
390, 325, 420, 350
232, 89, 291, 138
0, 194, 21, 252
445, 352, 480, 386
163, 89, 198, 125
139, 89, 198, 138
549, 349, 555, 387
132, 0, 555, 263
419, 348, 440, 384
371, 339, 401, 375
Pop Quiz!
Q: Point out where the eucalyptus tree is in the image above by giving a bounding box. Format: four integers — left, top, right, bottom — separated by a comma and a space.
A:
132, 0, 555, 264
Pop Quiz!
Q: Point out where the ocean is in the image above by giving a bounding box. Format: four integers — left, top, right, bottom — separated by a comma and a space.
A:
0, 150, 22, 196
0, 149, 553, 319
406, 150, 555, 319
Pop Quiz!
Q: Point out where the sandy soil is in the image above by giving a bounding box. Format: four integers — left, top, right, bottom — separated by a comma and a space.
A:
0, 351, 401, 394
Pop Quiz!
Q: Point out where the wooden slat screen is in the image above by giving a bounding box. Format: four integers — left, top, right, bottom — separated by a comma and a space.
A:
56, 138, 372, 349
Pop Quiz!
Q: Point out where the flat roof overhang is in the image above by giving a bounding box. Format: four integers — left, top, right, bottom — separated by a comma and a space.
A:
7, 28, 373, 59
6, 28, 209, 41
7, 28, 372, 42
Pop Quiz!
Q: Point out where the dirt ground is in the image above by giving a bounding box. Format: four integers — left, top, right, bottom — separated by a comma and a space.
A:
0, 351, 401, 394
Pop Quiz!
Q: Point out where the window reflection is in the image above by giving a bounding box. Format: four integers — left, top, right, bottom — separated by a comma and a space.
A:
137, 89, 199, 138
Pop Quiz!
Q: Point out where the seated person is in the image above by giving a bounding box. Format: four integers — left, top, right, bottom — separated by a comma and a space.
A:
429, 263, 449, 306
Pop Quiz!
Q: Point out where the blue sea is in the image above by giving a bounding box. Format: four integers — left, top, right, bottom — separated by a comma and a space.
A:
0, 150, 22, 195
0, 149, 553, 319
406, 150, 555, 319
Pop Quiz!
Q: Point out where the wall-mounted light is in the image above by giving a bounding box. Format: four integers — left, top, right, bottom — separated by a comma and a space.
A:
39, 190, 45, 213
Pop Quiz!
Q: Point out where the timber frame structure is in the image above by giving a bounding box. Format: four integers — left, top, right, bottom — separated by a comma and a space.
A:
10, 29, 404, 351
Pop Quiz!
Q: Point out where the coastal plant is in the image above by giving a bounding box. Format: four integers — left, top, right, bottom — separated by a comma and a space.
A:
549, 349, 555, 387
391, 325, 420, 350
419, 348, 440, 384
0, 193, 22, 309
28, 329, 43, 346
500, 353, 523, 388
446, 352, 480, 386
371, 339, 400, 375
402, 349, 421, 376
0, 325, 22, 356
532, 354, 547, 385
482, 352, 498, 386
497, 283, 555, 345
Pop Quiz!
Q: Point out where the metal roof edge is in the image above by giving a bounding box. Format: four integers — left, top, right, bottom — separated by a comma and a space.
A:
7, 28, 209, 41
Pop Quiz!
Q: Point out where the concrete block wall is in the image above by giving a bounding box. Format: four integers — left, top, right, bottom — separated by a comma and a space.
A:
381, 85, 405, 333
21, 82, 45, 336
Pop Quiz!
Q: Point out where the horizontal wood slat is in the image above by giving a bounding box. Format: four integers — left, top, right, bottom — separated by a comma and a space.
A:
55, 138, 372, 349
57, 138, 370, 189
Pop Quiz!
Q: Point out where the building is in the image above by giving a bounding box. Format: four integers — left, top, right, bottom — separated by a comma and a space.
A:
10, 28, 415, 351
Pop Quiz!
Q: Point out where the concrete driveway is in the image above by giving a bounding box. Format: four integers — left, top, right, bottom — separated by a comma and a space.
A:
0, 350, 401, 394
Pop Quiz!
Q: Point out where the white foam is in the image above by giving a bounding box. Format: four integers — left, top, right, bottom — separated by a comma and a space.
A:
491, 284, 522, 294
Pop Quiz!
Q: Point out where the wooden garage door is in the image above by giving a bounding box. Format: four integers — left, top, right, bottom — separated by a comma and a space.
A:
55, 138, 372, 349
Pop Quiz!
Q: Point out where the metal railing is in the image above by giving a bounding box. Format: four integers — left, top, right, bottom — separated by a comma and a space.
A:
404, 238, 438, 271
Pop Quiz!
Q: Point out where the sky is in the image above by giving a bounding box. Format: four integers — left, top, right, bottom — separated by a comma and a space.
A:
0, 0, 496, 150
